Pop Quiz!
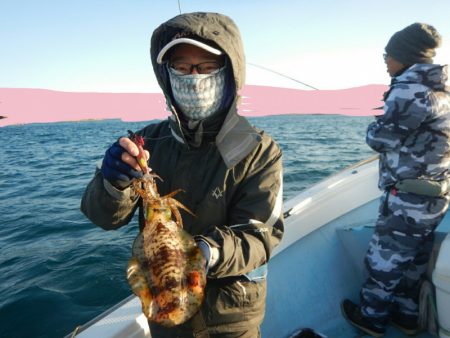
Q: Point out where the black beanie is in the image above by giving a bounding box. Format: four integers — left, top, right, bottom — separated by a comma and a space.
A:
385, 22, 442, 65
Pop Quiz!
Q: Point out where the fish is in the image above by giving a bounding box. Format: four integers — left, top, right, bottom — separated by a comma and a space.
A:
126, 131, 207, 327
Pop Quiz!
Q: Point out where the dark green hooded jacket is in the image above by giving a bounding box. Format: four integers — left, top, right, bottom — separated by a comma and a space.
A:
81, 12, 284, 336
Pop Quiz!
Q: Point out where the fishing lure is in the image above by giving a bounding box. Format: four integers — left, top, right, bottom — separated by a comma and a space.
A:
127, 130, 150, 175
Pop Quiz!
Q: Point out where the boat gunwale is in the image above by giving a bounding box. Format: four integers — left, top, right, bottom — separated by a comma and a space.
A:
65, 294, 137, 337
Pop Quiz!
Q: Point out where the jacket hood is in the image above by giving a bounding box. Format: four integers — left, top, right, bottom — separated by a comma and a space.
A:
149, 12, 259, 169
395, 63, 449, 91
150, 12, 245, 103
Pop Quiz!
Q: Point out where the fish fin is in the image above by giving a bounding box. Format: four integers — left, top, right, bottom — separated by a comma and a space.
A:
127, 256, 155, 319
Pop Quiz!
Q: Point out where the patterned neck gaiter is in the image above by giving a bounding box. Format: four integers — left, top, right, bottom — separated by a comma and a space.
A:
168, 66, 226, 121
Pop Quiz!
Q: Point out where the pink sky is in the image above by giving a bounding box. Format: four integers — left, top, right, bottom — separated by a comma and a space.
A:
0, 85, 387, 127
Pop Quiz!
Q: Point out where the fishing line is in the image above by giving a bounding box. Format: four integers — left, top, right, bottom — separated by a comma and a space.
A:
172, 1, 315, 90
247, 62, 319, 90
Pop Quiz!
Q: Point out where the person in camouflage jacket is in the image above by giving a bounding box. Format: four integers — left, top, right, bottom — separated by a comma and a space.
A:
342, 23, 450, 337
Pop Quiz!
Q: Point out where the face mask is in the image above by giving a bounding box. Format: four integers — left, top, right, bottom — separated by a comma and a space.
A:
168, 66, 226, 121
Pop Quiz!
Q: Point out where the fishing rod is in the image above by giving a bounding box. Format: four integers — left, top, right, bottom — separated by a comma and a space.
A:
247, 62, 319, 90
174, 1, 317, 90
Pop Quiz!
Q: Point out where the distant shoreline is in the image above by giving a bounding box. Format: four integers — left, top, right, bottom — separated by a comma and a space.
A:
0, 85, 387, 127
0, 113, 376, 128
0, 117, 163, 128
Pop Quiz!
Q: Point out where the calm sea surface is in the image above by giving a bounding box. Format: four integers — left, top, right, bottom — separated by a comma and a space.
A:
0, 115, 374, 338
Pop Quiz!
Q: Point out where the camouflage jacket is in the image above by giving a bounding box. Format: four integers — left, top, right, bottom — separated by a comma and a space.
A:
366, 63, 450, 190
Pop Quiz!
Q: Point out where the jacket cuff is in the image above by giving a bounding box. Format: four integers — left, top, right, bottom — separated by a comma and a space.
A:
103, 178, 134, 201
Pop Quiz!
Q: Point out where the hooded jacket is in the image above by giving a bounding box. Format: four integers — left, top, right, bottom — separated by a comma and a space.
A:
81, 12, 284, 335
366, 63, 450, 190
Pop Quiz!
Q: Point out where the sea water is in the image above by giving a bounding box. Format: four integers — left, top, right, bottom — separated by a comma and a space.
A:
0, 114, 374, 338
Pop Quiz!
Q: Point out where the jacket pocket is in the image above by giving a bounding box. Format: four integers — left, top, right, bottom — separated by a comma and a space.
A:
203, 279, 266, 330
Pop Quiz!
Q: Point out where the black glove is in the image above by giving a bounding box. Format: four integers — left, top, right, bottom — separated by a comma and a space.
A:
101, 141, 143, 189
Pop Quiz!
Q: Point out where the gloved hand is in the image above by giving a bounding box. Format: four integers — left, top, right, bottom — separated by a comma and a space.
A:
101, 141, 144, 189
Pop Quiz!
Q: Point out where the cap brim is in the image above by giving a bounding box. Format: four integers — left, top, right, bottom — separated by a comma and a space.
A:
156, 38, 222, 64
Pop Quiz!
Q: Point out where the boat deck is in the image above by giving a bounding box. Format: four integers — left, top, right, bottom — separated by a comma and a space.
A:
262, 198, 449, 338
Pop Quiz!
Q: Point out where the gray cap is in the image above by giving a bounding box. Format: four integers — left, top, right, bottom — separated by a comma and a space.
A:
385, 22, 442, 65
